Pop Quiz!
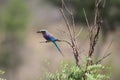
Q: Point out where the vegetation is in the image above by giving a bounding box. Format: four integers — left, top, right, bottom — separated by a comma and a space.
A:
0, 70, 5, 80
0, 0, 113, 79
0, 0, 29, 79
42, 0, 112, 80
44, 62, 111, 80
0, 0, 29, 70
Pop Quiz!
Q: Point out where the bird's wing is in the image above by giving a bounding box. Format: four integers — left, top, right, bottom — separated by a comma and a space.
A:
45, 32, 58, 41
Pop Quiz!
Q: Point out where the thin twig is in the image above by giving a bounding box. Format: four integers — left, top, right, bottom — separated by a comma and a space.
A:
40, 40, 73, 49
85, 1, 103, 77
106, 40, 113, 51
83, 8, 90, 31
61, 0, 76, 39
100, 40, 113, 60
97, 0, 102, 7
75, 27, 83, 39
88, 0, 102, 58
61, 0, 73, 38
103, 0, 106, 8
61, 0, 72, 15
60, 0, 80, 67
93, 0, 98, 30
57, 39, 73, 47
59, 8, 73, 41
96, 52, 112, 64
89, 25, 100, 57
71, 14, 76, 39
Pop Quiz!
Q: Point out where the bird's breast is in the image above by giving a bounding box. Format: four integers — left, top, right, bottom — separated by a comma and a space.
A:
43, 35, 48, 40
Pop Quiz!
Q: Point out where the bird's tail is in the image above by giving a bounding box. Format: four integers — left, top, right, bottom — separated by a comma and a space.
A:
52, 41, 63, 56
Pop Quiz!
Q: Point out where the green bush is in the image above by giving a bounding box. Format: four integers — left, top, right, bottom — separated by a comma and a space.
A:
0, 70, 6, 80
44, 62, 111, 80
0, 0, 29, 69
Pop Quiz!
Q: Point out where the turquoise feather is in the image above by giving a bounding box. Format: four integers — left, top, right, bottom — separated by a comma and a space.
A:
52, 41, 63, 56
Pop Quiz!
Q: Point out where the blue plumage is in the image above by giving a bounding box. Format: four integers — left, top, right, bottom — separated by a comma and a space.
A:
43, 31, 58, 41
37, 30, 63, 56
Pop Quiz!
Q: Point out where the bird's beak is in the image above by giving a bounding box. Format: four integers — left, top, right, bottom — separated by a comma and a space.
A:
36, 31, 41, 33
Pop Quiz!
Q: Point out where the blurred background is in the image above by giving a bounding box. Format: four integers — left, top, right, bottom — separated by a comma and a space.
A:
0, 0, 119, 80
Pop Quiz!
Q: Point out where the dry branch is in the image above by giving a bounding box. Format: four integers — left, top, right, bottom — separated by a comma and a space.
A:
96, 52, 112, 64
39, 40, 72, 47
83, 8, 90, 31
83, 0, 104, 79
60, 0, 80, 67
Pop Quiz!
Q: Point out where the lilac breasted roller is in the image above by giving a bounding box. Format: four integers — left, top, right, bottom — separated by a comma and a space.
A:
37, 29, 63, 56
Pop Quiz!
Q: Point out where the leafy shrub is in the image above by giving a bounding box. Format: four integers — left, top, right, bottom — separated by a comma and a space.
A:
0, 70, 6, 80
44, 62, 111, 80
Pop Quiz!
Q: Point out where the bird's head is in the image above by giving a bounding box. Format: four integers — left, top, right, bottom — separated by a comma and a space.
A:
36, 29, 48, 34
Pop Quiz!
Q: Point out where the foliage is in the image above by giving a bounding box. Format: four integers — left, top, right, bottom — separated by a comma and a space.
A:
0, 70, 6, 80
44, 62, 111, 80
85, 64, 111, 80
0, 0, 29, 69
41, 0, 111, 80
1, 0, 29, 33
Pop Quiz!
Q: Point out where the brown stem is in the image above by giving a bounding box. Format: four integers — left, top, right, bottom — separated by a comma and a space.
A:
96, 52, 111, 64
60, 0, 80, 67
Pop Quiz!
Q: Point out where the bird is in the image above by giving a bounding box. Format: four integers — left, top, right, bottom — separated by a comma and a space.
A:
37, 29, 63, 56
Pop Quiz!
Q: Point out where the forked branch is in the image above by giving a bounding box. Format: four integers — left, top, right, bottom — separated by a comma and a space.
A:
60, 0, 80, 67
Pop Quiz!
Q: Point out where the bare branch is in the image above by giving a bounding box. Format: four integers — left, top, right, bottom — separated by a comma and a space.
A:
88, 0, 103, 58
75, 27, 83, 39
61, 0, 72, 15
61, 0, 80, 65
61, 0, 76, 39
83, 8, 90, 31
89, 25, 101, 58
57, 39, 73, 47
96, 0, 102, 7
103, 0, 106, 8
96, 52, 112, 64
106, 40, 113, 51
39, 40, 72, 48
85, 0, 104, 73
71, 14, 76, 38
59, 8, 73, 41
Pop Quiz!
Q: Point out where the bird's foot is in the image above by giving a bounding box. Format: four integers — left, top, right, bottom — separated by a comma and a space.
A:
45, 41, 51, 43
